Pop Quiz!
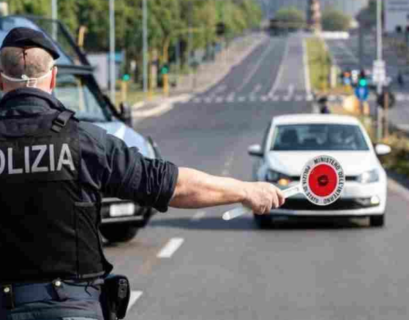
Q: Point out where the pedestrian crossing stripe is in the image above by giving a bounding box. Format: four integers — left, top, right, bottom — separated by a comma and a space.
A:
183, 94, 409, 104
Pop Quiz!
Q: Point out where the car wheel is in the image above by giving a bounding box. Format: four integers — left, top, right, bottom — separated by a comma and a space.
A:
370, 215, 385, 227
100, 225, 138, 243
253, 214, 271, 229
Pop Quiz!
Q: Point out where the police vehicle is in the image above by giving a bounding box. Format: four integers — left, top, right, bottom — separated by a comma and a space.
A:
0, 15, 162, 243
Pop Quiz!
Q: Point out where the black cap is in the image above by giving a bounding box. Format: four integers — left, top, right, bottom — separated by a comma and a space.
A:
1, 27, 60, 60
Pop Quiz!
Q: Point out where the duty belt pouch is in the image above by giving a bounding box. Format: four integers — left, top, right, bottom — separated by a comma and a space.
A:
100, 274, 130, 320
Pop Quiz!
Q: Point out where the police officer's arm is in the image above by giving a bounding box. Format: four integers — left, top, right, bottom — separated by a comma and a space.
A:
169, 167, 285, 214
102, 134, 284, 214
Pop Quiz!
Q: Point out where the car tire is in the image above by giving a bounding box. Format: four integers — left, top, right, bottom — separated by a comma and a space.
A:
370, 214, 385, 227
253, 214, 271, 229
100, 225, 139, 243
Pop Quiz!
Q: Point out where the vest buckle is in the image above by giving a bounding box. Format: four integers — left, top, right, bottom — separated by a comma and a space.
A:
51, 110, 75, 133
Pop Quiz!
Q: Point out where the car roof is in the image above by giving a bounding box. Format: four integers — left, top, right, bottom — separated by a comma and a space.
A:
272, 114, 361, 126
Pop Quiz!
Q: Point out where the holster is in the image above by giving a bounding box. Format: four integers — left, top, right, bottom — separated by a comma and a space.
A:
100, 274, 131, 320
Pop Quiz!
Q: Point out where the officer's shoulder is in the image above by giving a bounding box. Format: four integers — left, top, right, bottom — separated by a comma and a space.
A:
77, 121, 108, 146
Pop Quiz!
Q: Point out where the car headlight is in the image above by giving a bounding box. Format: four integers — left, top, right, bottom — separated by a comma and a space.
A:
358, 169, 379, 184
266, 169, 292, 186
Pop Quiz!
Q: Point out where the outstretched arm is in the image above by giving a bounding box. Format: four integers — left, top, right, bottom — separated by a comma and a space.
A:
169, 167, 285, 214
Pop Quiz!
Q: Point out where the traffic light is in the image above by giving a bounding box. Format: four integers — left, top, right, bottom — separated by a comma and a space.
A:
122, 74, 130, 82
160, 64, 169, 75
341, 70, 351, 86
216, 22, 226, 36
358, 70, 367, 87
351, 69, 359, 87
377, 89, 396, 109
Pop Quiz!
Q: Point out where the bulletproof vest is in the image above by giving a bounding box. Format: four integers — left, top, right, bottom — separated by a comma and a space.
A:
0, 110, 113, 283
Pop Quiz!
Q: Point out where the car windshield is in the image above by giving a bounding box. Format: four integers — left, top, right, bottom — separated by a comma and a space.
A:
0, 16, 85, 66
271, 124, 370, 151
53, 74, 110, 122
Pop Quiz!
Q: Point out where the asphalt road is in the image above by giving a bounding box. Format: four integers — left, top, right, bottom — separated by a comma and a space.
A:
105, 33, 409, 320
325, 33, 409, 132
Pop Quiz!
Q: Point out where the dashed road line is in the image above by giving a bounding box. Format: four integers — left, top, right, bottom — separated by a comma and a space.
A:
157, 238, 184, 258
191, 211, 207, 221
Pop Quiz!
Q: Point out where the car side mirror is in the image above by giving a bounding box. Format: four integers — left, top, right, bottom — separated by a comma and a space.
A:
248, 144, 264, 157
120, 102, 132, 126
375, 143, 391, 156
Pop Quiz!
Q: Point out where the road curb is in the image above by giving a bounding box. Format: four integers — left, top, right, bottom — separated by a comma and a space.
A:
132, 94, 191, 118
387, 177, 409, 201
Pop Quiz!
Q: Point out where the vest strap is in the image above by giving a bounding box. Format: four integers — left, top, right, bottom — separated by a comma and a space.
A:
51, 110, 75, 133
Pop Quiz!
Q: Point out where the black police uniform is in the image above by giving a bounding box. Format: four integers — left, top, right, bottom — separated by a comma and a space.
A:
0, 28, 178, 320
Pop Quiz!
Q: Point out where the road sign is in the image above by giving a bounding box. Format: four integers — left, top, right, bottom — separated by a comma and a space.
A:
372, 60, 386, 84
355, 86, 369, 101
222, 155, 345, 220
385, 0, 409, 33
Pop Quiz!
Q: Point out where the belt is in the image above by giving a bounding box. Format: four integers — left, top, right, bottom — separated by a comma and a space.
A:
0, 278, 103, 310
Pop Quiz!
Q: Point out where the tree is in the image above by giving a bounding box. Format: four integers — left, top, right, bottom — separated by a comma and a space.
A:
321, 8, 351, 31
274, 6, 306, 30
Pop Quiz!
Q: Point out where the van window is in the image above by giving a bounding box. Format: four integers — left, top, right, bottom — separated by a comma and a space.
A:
54, 74, 108, 122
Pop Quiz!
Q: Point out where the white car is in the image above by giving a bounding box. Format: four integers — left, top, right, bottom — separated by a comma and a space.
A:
248, 114, 391, 227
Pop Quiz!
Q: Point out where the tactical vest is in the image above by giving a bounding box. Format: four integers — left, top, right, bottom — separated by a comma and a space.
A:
0, 110, 113, 283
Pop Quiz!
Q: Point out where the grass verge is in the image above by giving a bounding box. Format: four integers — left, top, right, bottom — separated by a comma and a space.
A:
306, 37, 332, 92
330, 105, 409, 178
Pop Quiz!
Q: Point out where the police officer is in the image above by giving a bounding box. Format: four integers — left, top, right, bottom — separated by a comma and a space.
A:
0, 27, 285, 320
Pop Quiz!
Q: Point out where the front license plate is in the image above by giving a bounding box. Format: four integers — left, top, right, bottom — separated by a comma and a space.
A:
109, 203, 135, 217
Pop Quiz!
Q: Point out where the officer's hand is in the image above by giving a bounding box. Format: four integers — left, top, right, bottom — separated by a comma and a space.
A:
242, 182, 285, 215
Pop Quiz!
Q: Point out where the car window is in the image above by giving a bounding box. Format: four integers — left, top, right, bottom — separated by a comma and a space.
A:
271, 124, 370, 151
53, 74, 109, 122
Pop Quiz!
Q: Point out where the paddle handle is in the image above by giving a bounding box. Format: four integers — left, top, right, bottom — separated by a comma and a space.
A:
222, 184, 302, 221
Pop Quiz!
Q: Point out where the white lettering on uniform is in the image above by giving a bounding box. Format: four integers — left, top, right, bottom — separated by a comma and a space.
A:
57, 143, 75, 171
24, 146, 30, 173
0, 149, 4, 174
8, 148, 23, 174
49, 144, 55, 171
0, 144, 75, 175
32, 145, 48, 173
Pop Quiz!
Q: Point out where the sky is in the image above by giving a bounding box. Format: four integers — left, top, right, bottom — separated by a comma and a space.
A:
258, 0, 370, 19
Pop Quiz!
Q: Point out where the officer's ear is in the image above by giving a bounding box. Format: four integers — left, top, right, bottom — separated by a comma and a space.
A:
50, 66, 58, 91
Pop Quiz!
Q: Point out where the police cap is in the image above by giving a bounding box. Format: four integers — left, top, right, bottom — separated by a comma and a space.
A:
1, 27, 60, 60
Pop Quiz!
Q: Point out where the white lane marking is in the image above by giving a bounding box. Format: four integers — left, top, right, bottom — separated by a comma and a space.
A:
235, 41, 274, 93
251, 84, 262, 95
249, 96, 257, 102
204, 97, 213, 103
216, 96, 224, 103
268, 39, 290, 98
283, 84, 294, 101
226, 94, 235, 102
127, 291, 143, 313
157, 238, 184, 258
272, 96, 279, 101
302, 39, 312, 96
295, 95, 304, 101
191, 211, 206, 221
337, 41, 359, 64
306, 94, 314, 101
238, 96, 246, 102
261, 96, 268, 102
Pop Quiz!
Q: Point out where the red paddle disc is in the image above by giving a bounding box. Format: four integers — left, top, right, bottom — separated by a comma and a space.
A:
308, 164, 338, 197
301, 155, 345, 206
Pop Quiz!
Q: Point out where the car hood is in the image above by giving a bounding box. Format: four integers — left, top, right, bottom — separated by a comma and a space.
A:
94, 121, 153, 157
266, 151, 378, 176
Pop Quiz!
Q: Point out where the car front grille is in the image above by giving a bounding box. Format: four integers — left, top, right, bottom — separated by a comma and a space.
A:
280, 198, 379, 211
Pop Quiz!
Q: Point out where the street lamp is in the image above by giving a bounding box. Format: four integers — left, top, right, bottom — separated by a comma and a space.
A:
51, 0, 57, 40
143, 0, 148, 95
109, 0, 116, 104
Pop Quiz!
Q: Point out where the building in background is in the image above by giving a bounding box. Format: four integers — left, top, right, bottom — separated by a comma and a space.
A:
259, 0, 369, 19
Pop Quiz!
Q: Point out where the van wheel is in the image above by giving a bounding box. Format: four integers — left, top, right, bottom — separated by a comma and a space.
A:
100, 225, 138, 243
370, 215, 385, 227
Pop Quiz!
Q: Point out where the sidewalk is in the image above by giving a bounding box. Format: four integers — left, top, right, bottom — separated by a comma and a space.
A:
132, 32, 268, 119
